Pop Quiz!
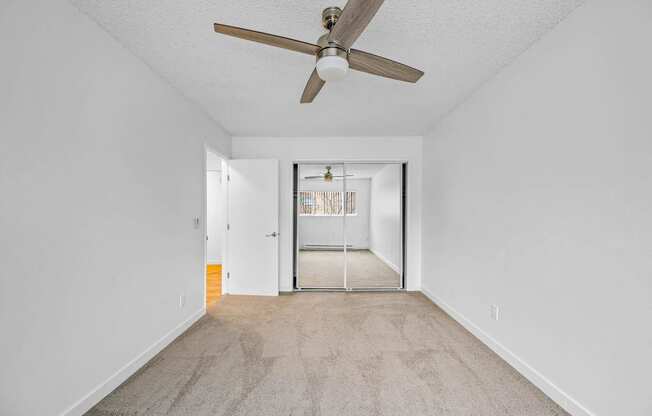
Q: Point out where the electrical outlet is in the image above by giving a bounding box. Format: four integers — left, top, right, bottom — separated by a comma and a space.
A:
179, 293, 186, 309
193, 217, 200, 229
491, 305, 500, 321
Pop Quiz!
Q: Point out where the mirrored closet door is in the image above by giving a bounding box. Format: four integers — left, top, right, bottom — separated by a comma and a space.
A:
297, 163, 346, 289
296, 162, 404, 290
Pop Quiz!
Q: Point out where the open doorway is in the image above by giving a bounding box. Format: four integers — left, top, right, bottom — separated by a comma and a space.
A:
205, 150, 226, 305
293, 162, 405, 290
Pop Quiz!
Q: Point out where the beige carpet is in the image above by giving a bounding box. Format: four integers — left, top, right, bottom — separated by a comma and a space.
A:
86, 293, 567, 416
299, 250, 401, 288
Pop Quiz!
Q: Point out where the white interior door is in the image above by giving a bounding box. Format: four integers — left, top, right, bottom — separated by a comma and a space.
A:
227, 159, 279, 295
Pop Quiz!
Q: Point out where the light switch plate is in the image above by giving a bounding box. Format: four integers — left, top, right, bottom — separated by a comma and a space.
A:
491, 305, 500, 321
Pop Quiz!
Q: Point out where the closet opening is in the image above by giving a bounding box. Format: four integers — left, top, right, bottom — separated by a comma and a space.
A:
292, 162, 406, 290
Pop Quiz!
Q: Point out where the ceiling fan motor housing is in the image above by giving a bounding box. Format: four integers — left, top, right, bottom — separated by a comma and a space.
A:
324, 166, 334, 182
321, 7, 342, 30
316, 9, 349, 83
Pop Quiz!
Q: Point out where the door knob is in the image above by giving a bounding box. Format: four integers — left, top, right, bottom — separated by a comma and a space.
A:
265, 232, 278, 237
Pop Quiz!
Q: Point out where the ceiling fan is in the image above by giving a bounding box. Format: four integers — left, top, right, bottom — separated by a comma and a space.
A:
213, 0, 424, 103
304, 166, 353, 182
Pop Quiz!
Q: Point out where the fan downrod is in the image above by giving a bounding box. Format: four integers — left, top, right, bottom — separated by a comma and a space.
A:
321, 7, 342, 30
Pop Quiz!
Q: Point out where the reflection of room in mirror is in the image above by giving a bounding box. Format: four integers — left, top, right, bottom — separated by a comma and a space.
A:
297, 163, 403, 289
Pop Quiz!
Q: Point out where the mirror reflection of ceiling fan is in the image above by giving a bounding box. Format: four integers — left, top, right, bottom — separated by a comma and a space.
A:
304, 166, 353, 182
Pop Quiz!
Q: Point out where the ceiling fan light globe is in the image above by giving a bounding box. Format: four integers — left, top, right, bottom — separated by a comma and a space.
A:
316, 55, 349, 82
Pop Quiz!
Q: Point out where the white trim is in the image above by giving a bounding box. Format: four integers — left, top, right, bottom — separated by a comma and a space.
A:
204, 144, 230, 296
369, 248, 400, 274
203, 147, 208, 307
420, 287, 596, 416
293, 159, 409, 164
342, 164, 348, 290
59, 309, 205, 416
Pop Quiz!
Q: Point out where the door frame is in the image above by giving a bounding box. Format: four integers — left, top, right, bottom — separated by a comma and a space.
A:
292, 160, 408, 291
203, 144, 230, 308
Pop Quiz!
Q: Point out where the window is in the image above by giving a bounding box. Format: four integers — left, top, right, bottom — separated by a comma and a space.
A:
299, 191, 357, 216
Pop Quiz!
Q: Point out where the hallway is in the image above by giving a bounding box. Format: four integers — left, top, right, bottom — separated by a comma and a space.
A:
86, 293, 567, 416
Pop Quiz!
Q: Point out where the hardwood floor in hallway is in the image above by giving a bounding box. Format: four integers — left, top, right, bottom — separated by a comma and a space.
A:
206, 264, 221, 305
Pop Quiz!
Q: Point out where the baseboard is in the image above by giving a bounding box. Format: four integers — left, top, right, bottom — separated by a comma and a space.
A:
59, 308, 206, 416
369, 248, 400, 274
420, 287, 595, 416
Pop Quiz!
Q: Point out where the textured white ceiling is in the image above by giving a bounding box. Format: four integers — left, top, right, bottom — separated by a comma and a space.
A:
71, 0, 584, 137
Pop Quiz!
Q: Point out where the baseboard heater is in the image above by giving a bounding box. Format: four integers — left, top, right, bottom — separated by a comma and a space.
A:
302, 244, 353, 251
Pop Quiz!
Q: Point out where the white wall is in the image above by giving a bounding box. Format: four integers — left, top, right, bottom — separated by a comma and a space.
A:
369, 164, 402, 272
298, 178, 370, 249
421, 1, 652, 415
232, 137, 422, 291
0, 1, 231, 415
206, 168, 225, 264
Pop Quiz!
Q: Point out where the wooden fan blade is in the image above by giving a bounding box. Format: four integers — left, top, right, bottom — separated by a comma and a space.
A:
349, 49, 424, 83
328, 0, 385, 49
300, 69, 325, 103
304, 176, 322, 179
214, 23, 319, 56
